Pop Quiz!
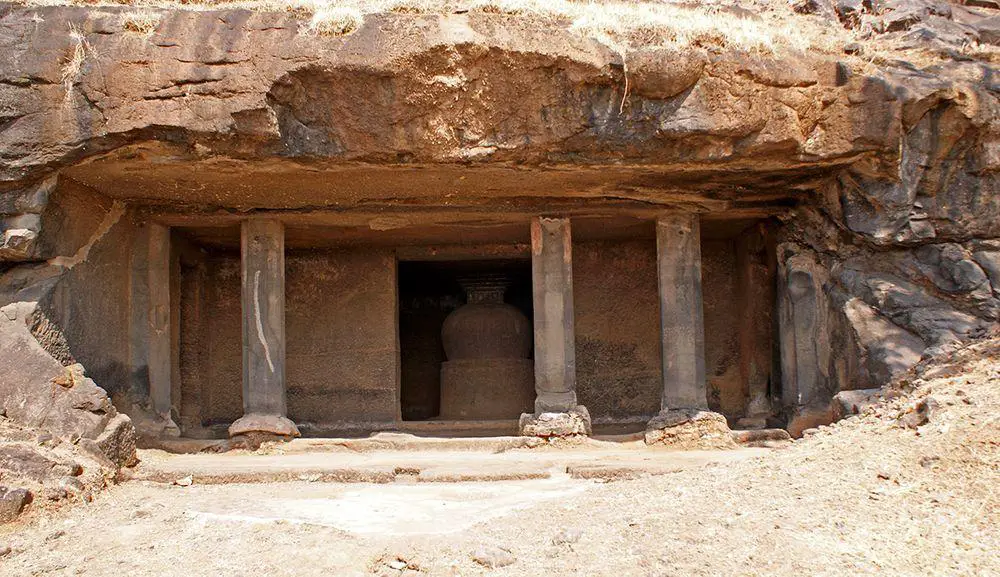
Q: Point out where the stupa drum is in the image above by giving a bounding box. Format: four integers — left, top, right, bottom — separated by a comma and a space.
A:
439, 276, 535, 420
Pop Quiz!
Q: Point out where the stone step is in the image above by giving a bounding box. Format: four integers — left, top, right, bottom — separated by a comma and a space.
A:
144, 426, 790, 456
132, 443, 771, 486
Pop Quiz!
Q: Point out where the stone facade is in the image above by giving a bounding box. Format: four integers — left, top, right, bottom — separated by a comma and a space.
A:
1, 4, 998, 442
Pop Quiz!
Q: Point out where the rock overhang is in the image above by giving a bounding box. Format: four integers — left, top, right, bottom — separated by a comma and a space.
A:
2, 2, 973, 194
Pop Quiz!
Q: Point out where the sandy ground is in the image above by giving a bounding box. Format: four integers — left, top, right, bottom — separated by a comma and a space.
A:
2, 341, 998, 577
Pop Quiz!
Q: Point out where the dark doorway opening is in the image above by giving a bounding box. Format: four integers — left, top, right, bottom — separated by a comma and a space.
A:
398, 259, 533, 421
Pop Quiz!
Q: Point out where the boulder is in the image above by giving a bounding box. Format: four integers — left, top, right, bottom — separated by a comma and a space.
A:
832, 388, 882, 420
626, 48, 707, 100
913, 244, 990, 294
735, 55, 819, 88
95, 414, 139, 469
471, 546, 516, 569
0, 226, 38, 261
0, 487, 31, 524
897, 396, 939, 429
838, 270, 992, 347
786, 405, 836, 438
972, 247, 1000, 296
835, 0, 866, 27
731, 428, 793, 445
792, 0, 836, 17
0, 303, 137, 469
973, 15, 1000, 45
842, 299, 925, 385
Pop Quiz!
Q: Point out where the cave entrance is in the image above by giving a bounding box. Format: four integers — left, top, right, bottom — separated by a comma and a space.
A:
398, 259, 534, 423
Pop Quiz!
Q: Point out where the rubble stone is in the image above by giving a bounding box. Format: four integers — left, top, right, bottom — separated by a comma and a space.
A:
0, 487, 31, 523
519, 407, 592, 438
472, 546, 516, 568
645, 410, 737, 449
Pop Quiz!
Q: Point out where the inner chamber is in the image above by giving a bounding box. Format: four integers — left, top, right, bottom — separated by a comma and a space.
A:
399, 259, 534, 422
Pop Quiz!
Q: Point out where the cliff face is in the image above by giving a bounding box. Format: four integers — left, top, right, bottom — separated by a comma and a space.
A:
0, 0, 998, 429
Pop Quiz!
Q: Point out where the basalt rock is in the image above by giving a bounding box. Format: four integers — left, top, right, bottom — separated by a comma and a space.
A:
831, 388, 882, 420
0, 301, 137, 469
0, 445, 81, 482
897, 396, 940, 429
0, 5, 993, 190
0, 1, 998, 442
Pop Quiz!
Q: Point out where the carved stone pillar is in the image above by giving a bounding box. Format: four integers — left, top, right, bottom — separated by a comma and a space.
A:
229, 218, 299, 438
735, 225, 775, 429
645, 214, 734, 448
777, 244, 833, 437
655, 214, 707, 411
147, 223, 179, 437
519, 217, 591, 437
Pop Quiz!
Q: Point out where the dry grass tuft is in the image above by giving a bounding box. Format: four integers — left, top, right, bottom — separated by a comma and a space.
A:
61, 23, 90, 98
306, 5, 363, 35
380, 0, 431, 13
121, 10, 162, 34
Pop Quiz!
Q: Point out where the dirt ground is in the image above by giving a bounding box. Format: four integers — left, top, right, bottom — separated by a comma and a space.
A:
2, 341, 998, 577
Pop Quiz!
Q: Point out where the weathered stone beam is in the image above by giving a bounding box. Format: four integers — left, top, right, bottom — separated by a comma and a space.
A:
147, 223, 179, 437
655, 214, 708, 411
229, 218, 299, 438
146, 205, 791, 229
395, 243, 531, 261
520, 217, 590, 437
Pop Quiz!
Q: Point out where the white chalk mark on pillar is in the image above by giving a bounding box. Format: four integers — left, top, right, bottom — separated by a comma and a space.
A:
253, 270, 275, 374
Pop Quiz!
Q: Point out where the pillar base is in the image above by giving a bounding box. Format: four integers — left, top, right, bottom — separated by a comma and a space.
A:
518, 405, 591, 438
128, 405, 181, 439
644, 408, 736, 449
159, 417, 181, 439
228, 413, 300, 438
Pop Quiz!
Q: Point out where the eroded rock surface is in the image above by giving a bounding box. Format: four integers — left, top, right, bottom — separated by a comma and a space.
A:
0, 301, 137, 470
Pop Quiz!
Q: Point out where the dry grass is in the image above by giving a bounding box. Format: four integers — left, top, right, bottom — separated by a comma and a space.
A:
61, 23, 90, 98
120, 10, 162, 34
20, 0, 851, 55
305, 4, 362, 35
